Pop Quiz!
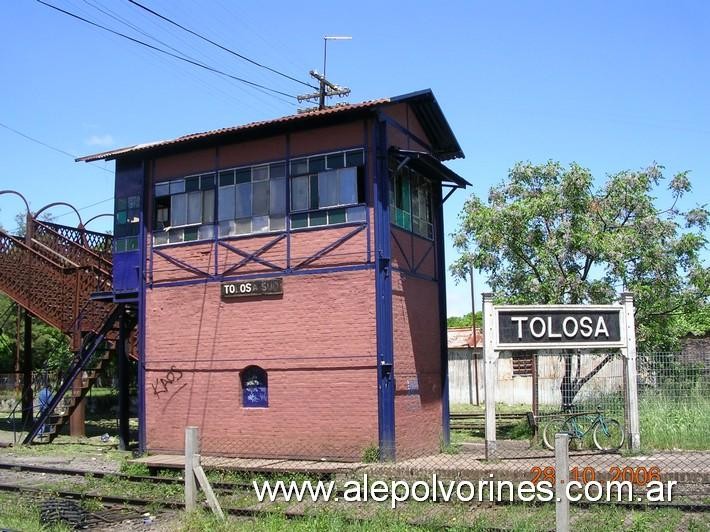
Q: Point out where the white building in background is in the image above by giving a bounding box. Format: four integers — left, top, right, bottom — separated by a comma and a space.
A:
447, 328, 624, 407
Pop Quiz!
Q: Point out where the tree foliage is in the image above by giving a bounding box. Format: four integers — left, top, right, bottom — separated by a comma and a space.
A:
451, 161, 709, 352
447, 312, 483, 329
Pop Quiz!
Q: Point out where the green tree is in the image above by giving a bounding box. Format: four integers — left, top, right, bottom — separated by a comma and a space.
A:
451, 161, 709, 406
447, 311, 483, 329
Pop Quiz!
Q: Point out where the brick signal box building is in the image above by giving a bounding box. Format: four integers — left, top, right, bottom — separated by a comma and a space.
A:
80, 90, 468, 461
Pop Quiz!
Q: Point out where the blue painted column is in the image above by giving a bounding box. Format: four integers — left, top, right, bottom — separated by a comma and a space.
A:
373, 116, 395, 460
434, 183, 451, 445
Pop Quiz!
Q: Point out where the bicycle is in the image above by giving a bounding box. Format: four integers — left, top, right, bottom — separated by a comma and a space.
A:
542, 408, 624, 451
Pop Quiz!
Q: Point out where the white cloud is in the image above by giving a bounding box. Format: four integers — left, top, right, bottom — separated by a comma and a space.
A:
85, 134, 115, 147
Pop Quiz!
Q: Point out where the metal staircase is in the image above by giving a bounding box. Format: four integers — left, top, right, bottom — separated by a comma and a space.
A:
0, 214, 134, 444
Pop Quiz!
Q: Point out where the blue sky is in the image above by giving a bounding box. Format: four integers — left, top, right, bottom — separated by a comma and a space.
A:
1, 0, 708, 316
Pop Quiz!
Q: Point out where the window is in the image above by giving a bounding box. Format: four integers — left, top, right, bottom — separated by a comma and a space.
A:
288, 149, 366, 229
390, 167, 433, 239
218, 162, 286, 237
241, 366, 268, 408
114, 195, 141, 253
153, 174, 215, 245
512, 353, 534, 377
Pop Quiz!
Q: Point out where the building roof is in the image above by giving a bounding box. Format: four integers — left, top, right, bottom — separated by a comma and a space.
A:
77, 89, 464, 163
447, 328, 484, 349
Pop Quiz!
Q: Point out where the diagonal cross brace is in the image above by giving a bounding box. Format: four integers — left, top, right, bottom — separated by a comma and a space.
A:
153, 248, 211, 278
293, 224, 365, 270
219, 233, 285, 275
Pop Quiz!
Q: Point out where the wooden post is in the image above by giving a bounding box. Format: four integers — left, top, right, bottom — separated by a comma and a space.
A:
185, 426, 198, 511
621, 293, 640, 451
483, 293, 498, 459
555, 432, 570, 532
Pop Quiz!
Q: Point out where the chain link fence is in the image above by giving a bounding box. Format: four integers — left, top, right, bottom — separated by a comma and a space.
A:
144, 349, 708, 529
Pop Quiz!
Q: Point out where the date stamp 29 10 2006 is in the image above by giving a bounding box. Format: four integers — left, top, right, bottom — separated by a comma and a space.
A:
530, 465, 677, 502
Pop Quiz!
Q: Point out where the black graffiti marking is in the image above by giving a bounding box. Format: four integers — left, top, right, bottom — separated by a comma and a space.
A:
151, 366, 184, 397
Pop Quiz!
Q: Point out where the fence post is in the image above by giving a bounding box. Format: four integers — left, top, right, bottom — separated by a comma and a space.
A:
185, 426, 198, 511
483, 293, 498, 459
555, 432, 570, 532
621, 293, 640, 451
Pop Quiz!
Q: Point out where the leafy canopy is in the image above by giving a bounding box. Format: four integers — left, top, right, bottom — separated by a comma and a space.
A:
451, 161, 709, 350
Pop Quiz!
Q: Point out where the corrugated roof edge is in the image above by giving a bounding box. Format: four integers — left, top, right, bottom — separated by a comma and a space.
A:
77, 90, 464, 163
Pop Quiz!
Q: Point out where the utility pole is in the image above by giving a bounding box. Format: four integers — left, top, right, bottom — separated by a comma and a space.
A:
297, 36, 351, 111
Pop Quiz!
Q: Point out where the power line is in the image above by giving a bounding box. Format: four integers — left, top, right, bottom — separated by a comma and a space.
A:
125, 0, 318, 90
0, 121, 112, 174
35, 0, 299, 101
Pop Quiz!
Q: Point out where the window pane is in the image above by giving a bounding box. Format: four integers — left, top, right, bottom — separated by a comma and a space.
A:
309, 156, 326, 172
187, 191, 202, 225
338, 167, 358, 205
235, 182, 252, 218
309, 175, 319, 210
270, 178, 286, 215
171, 193, 187, 226
269, 215, 285, 231
218, 186, 235, 221
326, 153, 344, 169
198, 224, 214, 240
185, 175, 200, 192
184, 226, 198, 241
156, 207, 169, 224
154, 182, 170, 197
270, 162, 286, 178
328, 208, 346, 224
290, 212, 308, 229
291, 158, 308, 175
291, 176, 309, 211
252, 181, 269, 216
235, 168, 251, 184
252, 165, 269, 181
115, 198, 127, 211
153, 231, 168, 246
168, 228, 184, 243
202, 189, 215, 223
126, 237, 138, 251
318, 170, 338, 208
219, 170, 234, 186
252, 215, 269, 232
346, 205, 366, 222
346, 149, 364, 167
235, 218, 251, 234
200, 174, 215, 190
127, 195, 141, 209
219, 220, 236, 237
170, 179, 185, 194
114, 238, 127, 253
310, 211, 327, 226
116, 210, 127, 224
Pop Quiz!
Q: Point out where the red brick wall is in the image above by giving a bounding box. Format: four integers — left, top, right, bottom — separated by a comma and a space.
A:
144, 270, 378, 460
391, 256, 442, 459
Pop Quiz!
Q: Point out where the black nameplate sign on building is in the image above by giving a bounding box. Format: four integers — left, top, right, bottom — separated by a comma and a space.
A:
498, 309, 621, 345
221, 278, 283, 298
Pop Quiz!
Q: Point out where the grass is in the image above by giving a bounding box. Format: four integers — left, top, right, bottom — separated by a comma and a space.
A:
451, 387, 710, 451
639, 388, 710, 451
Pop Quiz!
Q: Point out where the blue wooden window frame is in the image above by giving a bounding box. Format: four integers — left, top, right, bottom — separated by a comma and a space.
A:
241, 365, 268, 408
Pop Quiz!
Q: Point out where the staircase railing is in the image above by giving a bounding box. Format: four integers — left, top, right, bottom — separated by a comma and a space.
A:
22, 304, 125, 445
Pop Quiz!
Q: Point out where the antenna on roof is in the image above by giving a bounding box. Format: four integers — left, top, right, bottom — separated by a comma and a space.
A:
297, 36, 352, 113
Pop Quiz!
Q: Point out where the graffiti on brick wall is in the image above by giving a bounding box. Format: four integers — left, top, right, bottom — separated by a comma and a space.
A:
150, 366, 186, 398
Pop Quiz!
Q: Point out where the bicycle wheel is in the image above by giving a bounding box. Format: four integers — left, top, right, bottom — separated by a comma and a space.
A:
542, 417, 568, 451
593, 419, 624, 451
